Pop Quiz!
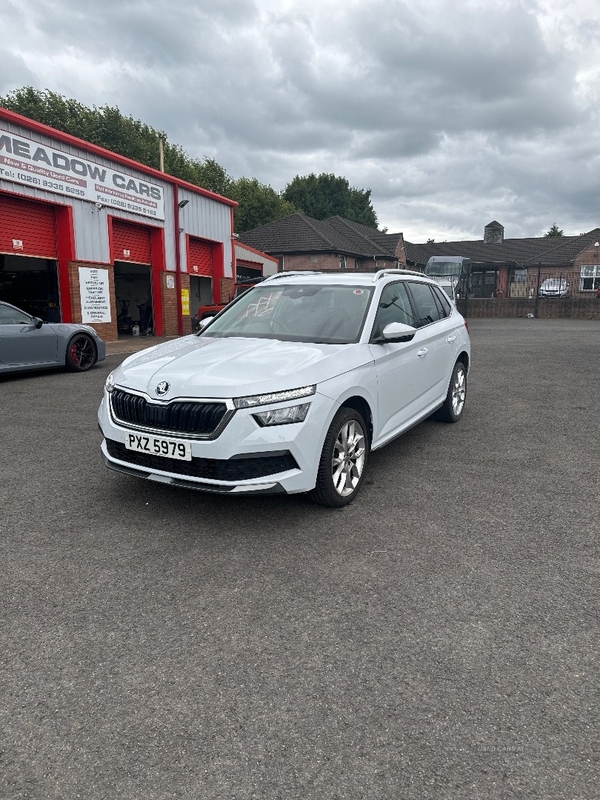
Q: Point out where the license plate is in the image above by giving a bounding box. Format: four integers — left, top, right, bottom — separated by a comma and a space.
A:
125, 432, 192, 461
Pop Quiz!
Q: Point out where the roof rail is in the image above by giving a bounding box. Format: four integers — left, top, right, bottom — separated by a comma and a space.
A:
263, 271, 324, 282
372, 268, 425, 282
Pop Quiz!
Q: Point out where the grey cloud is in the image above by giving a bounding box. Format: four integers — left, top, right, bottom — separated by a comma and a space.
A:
0, 48, 36, 96
1, 0, 599, 242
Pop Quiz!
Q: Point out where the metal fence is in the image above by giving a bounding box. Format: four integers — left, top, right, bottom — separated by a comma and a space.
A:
457, 266, 600, 319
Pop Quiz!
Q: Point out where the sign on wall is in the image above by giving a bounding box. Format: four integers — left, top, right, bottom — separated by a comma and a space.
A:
0, 127, 165, 220
79, 267, 111, 324
181, 288, 190, 315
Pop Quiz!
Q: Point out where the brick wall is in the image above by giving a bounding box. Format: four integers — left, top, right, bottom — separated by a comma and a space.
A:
161, 272, 179, 336
458, 297, 600, 319
281, 254, 398, 272
220, 277, 235, 303
282, 254, 341, 271
68, 262, 118, 342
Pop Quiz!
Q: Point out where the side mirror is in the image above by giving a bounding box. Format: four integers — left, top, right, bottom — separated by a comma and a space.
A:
379, 322, 417, 343
198, 316, 214, 329
34, 317, 44, 329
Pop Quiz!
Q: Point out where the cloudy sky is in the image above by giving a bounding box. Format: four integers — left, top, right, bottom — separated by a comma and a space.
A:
2, 0, 600, 242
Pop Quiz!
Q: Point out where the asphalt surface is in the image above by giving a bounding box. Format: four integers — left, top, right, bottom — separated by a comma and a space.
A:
1, 318, 598, 800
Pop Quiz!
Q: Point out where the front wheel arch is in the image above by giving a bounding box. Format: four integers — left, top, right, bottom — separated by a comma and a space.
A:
340, 395, 373, 447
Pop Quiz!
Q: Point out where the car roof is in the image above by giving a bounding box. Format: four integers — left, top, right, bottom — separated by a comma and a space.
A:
261, 270, 432, 287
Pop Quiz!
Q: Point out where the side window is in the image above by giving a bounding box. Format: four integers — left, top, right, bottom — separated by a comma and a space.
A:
431, 285, 452, 317
0, 305, 31, 325
371, 283, 416, 339
406, 282, 442, 327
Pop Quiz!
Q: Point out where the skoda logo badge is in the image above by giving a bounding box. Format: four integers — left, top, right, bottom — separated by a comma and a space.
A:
156, 381, 170, 396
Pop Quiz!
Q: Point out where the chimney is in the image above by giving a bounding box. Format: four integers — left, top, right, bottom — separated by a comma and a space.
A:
484, 220, 504, 244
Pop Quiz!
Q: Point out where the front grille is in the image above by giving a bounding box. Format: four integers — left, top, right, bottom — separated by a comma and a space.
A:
110, 389, 229, 437
106, 439, 299, 481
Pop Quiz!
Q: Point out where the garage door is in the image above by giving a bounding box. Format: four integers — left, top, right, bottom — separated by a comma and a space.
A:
0, 195, 57, 258
112, 220, 152, 264
188, 238, 213, 276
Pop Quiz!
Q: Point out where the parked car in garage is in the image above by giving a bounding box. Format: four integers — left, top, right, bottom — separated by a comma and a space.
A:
99, 270, 470, 506
0, 301, 106, 375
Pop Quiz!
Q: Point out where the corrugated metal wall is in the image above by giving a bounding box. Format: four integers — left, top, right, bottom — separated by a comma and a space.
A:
178, 189, 233, 277
0, 120, 229, 271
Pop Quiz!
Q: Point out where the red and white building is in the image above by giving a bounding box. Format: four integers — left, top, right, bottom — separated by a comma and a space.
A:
0, 106, 240, 340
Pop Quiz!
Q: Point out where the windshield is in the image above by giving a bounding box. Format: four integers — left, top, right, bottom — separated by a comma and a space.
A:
542, 279, 566, 287
425, 261, 464, 278
200, 283, 374, 344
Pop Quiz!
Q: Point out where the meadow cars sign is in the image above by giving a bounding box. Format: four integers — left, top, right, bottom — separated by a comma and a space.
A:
0, 127, 165, 220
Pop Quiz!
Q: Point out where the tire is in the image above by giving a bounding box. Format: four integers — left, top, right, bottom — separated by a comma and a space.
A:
435, 359, 467, 423
309, 407, 369, 507
65, 333, 97, 372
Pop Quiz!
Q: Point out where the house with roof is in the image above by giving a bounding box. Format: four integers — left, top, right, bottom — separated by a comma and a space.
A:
238, 213, 407, 272
240, 214, 600, 316
405, 221, 600, 300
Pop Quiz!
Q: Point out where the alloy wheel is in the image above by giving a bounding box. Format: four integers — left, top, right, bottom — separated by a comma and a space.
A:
451, 366, 466, 417
331, 419, 367, 497
69, 335, 96, 370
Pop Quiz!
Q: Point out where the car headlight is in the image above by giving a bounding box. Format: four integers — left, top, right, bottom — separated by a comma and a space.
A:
234, 385, 316, 409
253, 403, 311, 427
105, 371, 116, 393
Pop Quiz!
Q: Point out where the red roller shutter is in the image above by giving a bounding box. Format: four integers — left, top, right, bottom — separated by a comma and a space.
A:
188, 238, 213, 276
0, 195, 57, 258
112, 220, 151, 264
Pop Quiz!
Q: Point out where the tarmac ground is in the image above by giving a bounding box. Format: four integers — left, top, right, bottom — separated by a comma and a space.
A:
1, 318, 598, 800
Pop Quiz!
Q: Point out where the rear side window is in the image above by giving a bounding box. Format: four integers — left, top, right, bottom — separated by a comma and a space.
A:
406, 282, 442, 327
431, 285, 452, 317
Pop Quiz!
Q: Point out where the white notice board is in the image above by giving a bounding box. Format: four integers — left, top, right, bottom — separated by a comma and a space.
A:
79, 267, 111, 324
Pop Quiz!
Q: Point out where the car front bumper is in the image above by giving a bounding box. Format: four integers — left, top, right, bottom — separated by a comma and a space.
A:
98, 389, 334, 495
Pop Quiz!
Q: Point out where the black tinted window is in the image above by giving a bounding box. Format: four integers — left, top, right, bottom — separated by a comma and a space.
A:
431, 285, 452, 317
406, 283, 442, 327
372, 282, 416, 339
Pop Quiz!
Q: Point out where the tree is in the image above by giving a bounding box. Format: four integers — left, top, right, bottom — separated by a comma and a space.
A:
229, 178, 298, 233
187, 158, 233, 196
1, 87, 381, 233
283, 173, 378, 228
0, 86, 232, 193
544, 224, 564, 237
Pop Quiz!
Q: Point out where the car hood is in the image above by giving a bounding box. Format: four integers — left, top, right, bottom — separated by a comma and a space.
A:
114, 335, 372, 399
45, 322, 99, 336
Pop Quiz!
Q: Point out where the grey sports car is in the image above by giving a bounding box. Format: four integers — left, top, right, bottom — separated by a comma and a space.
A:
0, 300, 106, 375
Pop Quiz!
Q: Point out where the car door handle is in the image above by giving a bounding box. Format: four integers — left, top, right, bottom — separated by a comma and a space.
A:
446, 335, 457, 343
417, 348, 428, 357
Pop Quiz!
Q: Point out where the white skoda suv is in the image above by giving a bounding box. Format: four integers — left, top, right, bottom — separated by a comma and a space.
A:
98, 270, 471, 506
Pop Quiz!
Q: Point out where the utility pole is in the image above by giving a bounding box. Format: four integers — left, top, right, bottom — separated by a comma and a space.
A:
534, 262, 541, 318
158, 136, 165, 173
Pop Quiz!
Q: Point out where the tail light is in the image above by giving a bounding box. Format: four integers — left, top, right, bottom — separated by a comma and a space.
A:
464, 320, 469, 333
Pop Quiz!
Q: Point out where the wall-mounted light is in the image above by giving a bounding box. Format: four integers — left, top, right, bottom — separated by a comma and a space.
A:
178, 199, 189, 209
95, 202, 105, 210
